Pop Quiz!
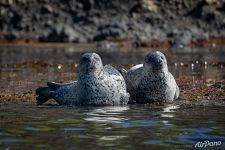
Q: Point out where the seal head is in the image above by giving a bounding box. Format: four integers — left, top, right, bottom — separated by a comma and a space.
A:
78, 53, 103, 76
144, 51, 168, 74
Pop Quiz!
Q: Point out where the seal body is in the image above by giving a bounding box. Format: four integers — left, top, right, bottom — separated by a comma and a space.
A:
124, 51, 179, 103
36, 53, 129, 106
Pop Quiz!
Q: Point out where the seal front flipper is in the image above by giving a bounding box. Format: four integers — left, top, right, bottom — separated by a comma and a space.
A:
174, 84, 180, 99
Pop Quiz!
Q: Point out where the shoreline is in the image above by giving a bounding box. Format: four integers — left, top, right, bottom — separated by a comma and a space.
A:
0, 36, 225, 49
1, 96, 225, 107
1, 79, 224, 106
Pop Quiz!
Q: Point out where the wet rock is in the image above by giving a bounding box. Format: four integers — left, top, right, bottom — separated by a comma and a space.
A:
171, 29, 192, 48
210, 82, 225, 89
96, 41, 118, 51
205, 0, 219, 5
40, 4, 54, 14
63, 26, 82, 42
142, 0, 158, 12
39, 24, 86, 42
0, 0, 224, 44
187, 26, 209, 40
0, 0, 14, 5
94, 22, 127, 41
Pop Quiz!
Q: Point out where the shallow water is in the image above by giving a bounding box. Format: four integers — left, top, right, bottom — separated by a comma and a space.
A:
0, 104, 225, 149
0, 46, 225, 149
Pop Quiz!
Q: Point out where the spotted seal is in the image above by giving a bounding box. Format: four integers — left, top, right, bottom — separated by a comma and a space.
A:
122, 51, 179, 103
36, 53, 130, 106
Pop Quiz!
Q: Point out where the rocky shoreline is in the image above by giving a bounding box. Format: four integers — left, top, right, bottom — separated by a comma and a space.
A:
1, 0, 225, 48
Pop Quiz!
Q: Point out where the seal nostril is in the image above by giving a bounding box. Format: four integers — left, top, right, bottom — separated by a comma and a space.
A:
157, 60, 163, 63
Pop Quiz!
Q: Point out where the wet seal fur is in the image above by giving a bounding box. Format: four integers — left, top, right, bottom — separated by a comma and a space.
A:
123, 51, 179, 104
36, 53, 130, 106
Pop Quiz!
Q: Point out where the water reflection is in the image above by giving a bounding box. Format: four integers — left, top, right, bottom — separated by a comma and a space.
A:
84, 106, 130, 123
161, 105, 179, 118
25, 127, 40, 132
162, 105, 179, 113
99, 135, 127, 141
0, 138, 23, 143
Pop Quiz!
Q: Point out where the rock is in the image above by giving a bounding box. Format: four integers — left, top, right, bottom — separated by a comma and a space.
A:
171, 29, 192, 48
141, 0, 158, 12
63, 26, 80, 42
0, 0, 14, 5
0, 0, 224, 44
94, 22, 126, 41
205, 0, 218, 5
96, 41, 118, 51
4, 31, 18, 40
39, 24, 85, 42
41, 4, 54, 14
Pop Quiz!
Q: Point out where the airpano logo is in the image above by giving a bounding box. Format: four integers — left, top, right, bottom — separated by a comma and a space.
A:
194, 140, 222, 148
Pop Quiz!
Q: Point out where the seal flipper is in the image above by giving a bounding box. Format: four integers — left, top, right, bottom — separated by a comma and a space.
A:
174, 84, 180, 99
36, 86, 55, 105
47, 81, 63, 90
120, 92, 130, 105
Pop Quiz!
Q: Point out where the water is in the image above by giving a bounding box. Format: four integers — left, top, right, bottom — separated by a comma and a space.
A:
0, 46, 225, 149
0, 104, 225, 149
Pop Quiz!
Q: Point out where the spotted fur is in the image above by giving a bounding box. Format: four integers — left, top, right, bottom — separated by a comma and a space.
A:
124, 51, 179, 103
36, 53, 130, 106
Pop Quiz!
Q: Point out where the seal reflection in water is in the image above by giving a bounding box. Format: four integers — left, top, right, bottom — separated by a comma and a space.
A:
122, 51, 179, 104
36, 53, 130, 106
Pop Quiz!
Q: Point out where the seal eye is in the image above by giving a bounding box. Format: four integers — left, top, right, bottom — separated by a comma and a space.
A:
145, 57, 151, 63
94, 56, 100, 62
147, 56, 154, 61
82, 56, 90, 62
